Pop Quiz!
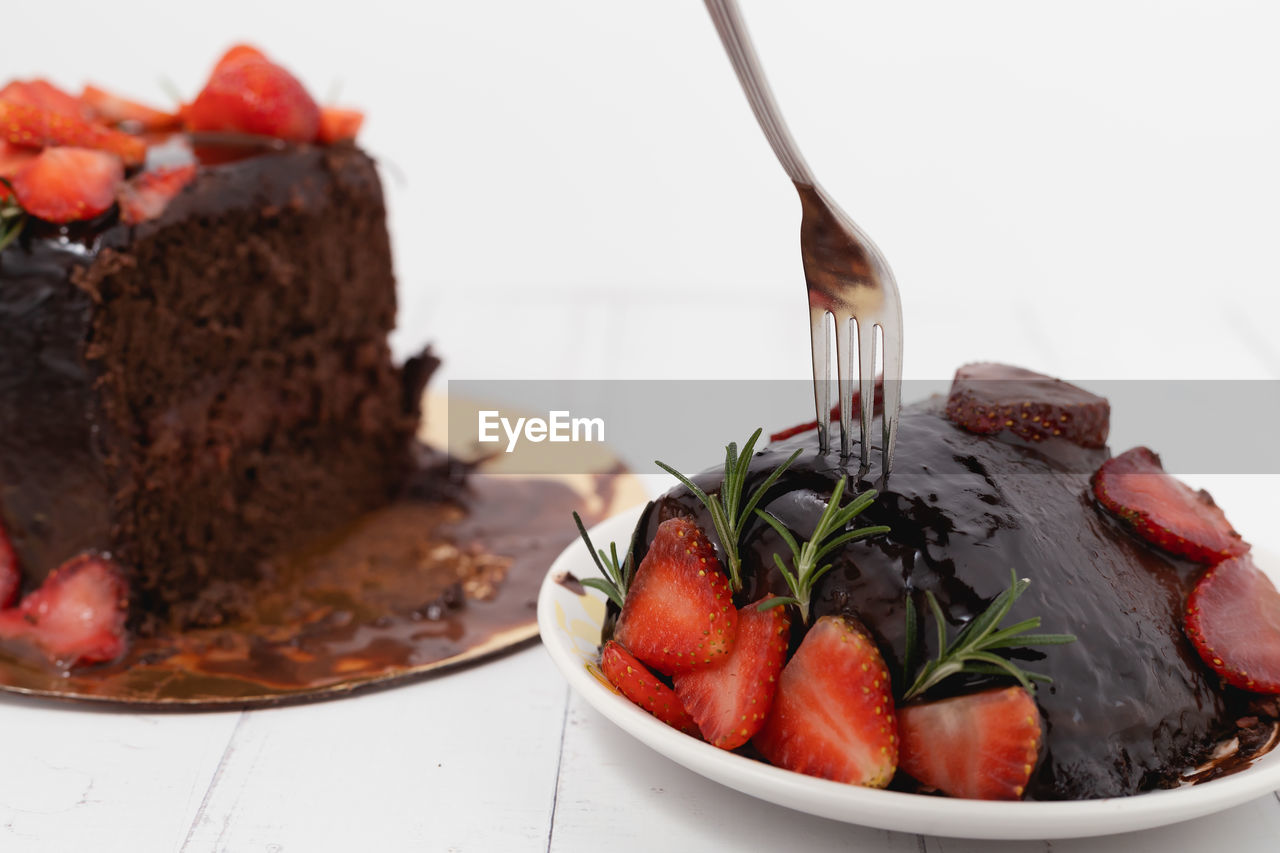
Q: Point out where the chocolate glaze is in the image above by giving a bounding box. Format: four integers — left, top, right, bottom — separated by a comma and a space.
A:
0, 468, 630, 709
638, 399, 1235, 800
0, 140, 416, 628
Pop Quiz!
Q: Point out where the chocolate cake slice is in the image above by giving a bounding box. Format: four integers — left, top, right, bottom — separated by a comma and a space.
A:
0, 141, 423, 630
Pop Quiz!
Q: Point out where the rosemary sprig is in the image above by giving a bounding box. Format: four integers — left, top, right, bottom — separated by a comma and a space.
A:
572, 511, 642, 609
654, 429, 800, 592
0, 178, 26, 253
754, 478, 889, 624
901, 569, 1077, 702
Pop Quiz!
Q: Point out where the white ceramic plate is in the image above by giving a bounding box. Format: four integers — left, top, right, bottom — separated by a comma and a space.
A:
537, 504, 1280, 840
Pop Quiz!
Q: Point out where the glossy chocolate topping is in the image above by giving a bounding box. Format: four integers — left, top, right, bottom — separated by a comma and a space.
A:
640, 399, 1231, 800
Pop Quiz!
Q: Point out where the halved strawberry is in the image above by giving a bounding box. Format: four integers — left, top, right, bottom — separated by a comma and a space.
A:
945, 363, 1110, 448
117, 164, 197, 224
614, 517, 738, 675
0, 521, 18, 609
1186, 555, 1280, 694
0, 553, 128, 667
9, 147, 123, 223
0, 79, 84, 116
753, 614, 897, 787
1093, 447, 1248, 564
212, 44, 268, 74
186, 53, 320, 142
674, 596, 790, 749
898, 686, 1042, 800
0, 101, 146, 167
317, 107, 365, 144
601, 640, 700, 736
80, 85, 181, 132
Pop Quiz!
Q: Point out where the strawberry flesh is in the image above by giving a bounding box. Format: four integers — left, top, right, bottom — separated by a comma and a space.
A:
186, 53, 320, 143
1186, 555, 1280, 694
0, 522, 18, 609
945, 363, 1110, 448
0, 101, 146, 167
213, 44, 269, 74
0, 553, 128, 667
601, 640, 700, 736
9, 147, 123, 224
117, 164, 197, 224
0, 79, 84, 117
318, 107, 365, 144
753, 614, 897, 787
1093, 446, 1248, 564
674, 596, 790, 749
614, 517, 738, 675
80, 85, 181, 132
898, 686, 1043, 800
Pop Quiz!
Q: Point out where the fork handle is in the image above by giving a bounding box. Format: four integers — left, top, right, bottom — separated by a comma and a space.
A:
703, 0, 816, 187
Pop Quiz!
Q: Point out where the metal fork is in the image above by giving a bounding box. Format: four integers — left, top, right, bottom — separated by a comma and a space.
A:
703, 0, 904, 475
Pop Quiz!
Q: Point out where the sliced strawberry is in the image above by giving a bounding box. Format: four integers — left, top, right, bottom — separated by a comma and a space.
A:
9, 147, 123, 223
614, 517, 738, 675
898, 686, 1042, 800
317, 107, 365, 144
1186, 555, 1280, 694
753, 614, 897, 787
674, 596, 790, 749
117, 164, 197, 224
0, 553, 128, 667
601, 640, 700, 736
1093, 446, 1248, 564
212, 44, 268, 74
0, 79, 84, 116
0, 101, 146, 167
186, 53, 320, 143
945, 363, 1110, 448
0, 521, 18, 609
768, 378, 883, 443
80, 85, 181, 132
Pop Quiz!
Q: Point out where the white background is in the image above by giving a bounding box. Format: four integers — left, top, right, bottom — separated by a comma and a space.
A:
4, 1, 1280, 851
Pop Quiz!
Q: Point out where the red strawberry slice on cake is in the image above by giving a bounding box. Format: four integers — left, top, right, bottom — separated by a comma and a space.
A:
601, 640, 700, 736
944, 363, 1110, 448
0, 79, 85, 117
674, 596, 790, 749
1185, 555, 1280, 694
753, 614, 897, 787
0, 100, 146, 167
1093, 446, 1249, 564
0, 553, 128, 667
117, 164, 198, 224
80, 85, 181, 132
0, 522, 18, 609
898, 686, 1043, 800
613, 517, 738, 675
9, 147, 123, 223
318, 107, 365, 144
186, 49, 320, 142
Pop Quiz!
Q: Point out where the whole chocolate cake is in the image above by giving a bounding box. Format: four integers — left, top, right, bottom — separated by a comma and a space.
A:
610, 368, 1272, 800
0, 49, 425, 636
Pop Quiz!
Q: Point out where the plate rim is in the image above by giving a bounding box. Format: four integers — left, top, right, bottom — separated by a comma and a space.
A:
536, 504, 1280, 840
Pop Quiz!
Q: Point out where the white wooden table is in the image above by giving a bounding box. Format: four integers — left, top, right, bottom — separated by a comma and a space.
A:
3, 289, 1278, 852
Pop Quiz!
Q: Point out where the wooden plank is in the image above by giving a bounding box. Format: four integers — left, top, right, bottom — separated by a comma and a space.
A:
181, 647, 568, 852
0, 697, 239, 853
548, 693, 925, 852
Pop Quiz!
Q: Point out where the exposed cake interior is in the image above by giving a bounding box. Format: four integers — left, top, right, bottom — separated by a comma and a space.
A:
0, 144, 423, 630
